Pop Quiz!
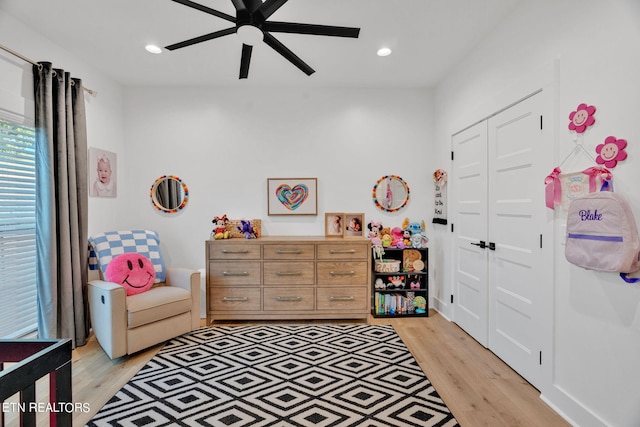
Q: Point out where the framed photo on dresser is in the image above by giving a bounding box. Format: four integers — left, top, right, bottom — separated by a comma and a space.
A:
344, 213, 364, 238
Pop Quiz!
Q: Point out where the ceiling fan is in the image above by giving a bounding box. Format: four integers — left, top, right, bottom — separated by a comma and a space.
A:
165, 0, 361, 79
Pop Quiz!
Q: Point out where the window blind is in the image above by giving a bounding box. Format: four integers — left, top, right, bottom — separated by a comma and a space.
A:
0, 116, 37, 338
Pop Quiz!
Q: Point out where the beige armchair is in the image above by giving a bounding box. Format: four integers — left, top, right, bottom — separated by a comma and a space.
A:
87, 230, 200, 359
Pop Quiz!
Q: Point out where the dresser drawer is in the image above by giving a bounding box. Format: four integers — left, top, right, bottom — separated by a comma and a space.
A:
209, 261, 261, 286
317, 261, 369, 286
264, 287, 315, 311
263, 244, 315, 260
316, 287, 367, 310
208, 243, 261, 260
210, 287, 261, 311
317, 243, 369, 260
264, 262, 315, 285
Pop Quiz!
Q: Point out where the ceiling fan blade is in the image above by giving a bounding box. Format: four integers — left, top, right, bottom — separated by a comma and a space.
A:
230, 0, 251, 22
165, 27, 236, 50
230, 0, 246, 11
239, 44, 253, 79
262, 22, 360, 38
263, 32, 314, 76
256, 0, 288, 22
171, 0, 236, 23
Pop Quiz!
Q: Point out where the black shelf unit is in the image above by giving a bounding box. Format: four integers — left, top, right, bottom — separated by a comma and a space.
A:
371, 247, 429, 317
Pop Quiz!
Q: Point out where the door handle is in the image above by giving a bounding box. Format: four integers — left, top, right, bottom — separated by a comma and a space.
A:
470, 240, 486, 249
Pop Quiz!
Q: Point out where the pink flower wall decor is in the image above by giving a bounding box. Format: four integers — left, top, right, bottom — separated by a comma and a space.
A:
596, 136, 627, 168
568, 103, 596, 133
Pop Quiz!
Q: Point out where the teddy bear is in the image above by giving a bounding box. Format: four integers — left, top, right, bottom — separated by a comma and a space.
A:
380, 227, 392, 247
374, 278, 386, 289
212, 214, 230, 239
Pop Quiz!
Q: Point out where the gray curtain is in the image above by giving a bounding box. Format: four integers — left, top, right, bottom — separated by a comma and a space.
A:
33, 62, 89, 348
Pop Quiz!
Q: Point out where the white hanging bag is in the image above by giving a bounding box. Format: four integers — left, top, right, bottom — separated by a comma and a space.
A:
565, 190, 640, 282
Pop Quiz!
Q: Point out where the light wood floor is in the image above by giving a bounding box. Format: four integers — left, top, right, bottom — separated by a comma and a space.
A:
58, 310, 568, 426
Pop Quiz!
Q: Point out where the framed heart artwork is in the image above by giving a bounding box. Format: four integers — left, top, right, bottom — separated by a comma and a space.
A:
267, 178, 318, 216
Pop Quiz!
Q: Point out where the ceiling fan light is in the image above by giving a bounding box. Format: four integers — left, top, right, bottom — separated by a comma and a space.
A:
236, 25, 264, 46
145, 44, 162, 54
377, 47, 392, 57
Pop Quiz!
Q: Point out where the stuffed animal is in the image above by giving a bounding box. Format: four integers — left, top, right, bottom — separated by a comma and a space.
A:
367, 221, 383, 239
403, 218, 429, 249
410, 279, 421, 289
212, 214, 230, 239
387, 275, 405, 289
105, 253, 155, 296
391, 227, 404, 248
237, 219, 258, 239
371, 237, 384, 260
380, 227, 392, 247
374, 278, 386, 289
413, 296, 427, 314
402, 229, 412, 247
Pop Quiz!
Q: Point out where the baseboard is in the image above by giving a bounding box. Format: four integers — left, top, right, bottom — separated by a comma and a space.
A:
541, 385, 610, 427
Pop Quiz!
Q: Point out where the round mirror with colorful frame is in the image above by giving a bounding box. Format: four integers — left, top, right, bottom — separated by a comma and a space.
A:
372, 175, 410, 212
150, 175, 189, 213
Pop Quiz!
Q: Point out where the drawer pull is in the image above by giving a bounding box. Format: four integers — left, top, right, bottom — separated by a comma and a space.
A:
221, 249, 249, 254
275, 249, 302, 254
329, 249, 356, 254
222, 296, 249, 302
276, 271, 302, 276
329, 296, 355, 301
275, 296, 302, 302
223, 271, 249, 276
329, 271, 355, 276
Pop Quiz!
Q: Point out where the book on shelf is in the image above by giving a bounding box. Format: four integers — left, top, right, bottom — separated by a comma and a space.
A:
374, 292, 417, 315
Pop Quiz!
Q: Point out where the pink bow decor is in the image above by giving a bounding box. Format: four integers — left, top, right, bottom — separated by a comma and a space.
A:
582, 166, 612, 192
544, 167, 562, 210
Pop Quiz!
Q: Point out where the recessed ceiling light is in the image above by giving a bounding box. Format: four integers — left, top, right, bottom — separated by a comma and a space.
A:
377, 47, 392, 57
145, 44, 162, 54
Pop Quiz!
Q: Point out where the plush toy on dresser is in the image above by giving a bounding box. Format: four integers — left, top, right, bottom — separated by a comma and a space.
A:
237, 220, 258, 239
212, 214, 230, 239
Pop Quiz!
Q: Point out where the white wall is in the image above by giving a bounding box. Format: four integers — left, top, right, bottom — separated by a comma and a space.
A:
122, 87, 434, 270
433, 1, 640, 426
0, 10, 127, 236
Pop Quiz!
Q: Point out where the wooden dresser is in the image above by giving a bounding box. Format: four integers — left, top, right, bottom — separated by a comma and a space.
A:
205, 236, 371, 323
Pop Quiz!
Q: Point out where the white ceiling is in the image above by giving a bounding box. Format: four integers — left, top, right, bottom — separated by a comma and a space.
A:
1, 0, 523, 88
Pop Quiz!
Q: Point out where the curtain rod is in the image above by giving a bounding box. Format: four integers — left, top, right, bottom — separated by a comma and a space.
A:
0, 43, 97, 97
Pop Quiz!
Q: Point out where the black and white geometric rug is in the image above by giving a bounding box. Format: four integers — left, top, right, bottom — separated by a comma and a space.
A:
87, 325, 459, 426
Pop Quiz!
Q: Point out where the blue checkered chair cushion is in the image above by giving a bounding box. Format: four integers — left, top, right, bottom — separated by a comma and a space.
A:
88, 230, 166, 283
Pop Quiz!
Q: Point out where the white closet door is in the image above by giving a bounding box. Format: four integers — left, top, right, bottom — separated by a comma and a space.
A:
487, 91, 550, 388
452, 121, 489, 346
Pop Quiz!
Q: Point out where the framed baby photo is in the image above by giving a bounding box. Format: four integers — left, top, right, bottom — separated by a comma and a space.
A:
88, 147, 117, 197
344, 213, 365, 238
267, 178, 318, 216
325, 213, 344, 237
